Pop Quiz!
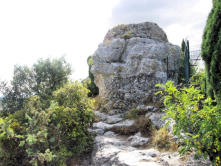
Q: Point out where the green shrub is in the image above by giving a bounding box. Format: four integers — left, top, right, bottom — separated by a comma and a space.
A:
0, 114, 26, 166
51, 82, 95, 155
190, 69, 206, 94
0, 82, 94, 166
156, 81, 221, 165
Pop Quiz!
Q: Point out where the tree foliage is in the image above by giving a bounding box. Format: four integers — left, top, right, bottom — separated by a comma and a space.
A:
85, 56, 99, 97
156, 81, 221, 165
0, 82, 94, 166
190, 69, 206, 94
1, 57, 71, 114
178, 39, 196, 84
178, 39, 186, 83
201, 0, 221, 103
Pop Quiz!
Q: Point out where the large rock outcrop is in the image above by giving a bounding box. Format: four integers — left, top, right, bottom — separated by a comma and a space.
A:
91, 22, 180, 111
86, 22, 212, 166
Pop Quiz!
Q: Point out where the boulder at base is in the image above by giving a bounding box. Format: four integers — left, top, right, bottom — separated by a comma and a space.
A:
91, 22, 180, 111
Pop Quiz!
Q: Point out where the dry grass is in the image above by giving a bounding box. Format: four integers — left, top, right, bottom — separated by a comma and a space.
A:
135, 116, 153, 136
93, 96, 102, 111
152, 127, 178, 152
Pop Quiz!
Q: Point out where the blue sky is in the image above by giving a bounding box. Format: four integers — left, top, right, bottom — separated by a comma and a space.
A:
0, 0, 212, 82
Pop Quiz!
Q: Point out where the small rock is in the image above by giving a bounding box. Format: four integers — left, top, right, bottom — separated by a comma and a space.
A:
104, 131, 117, 136
145, 112, 165, 129
94, 110, 108, 121
105, 114, 123, 124
145, 106, 155, 111
137, 105, 155, 111
94, 129, 105, 135
108, 109, 124, 115
113, 119, 135, 128
88, 128, 104, 135
144, 149, 160, 158
128, 132, 149, 147
93, 122, 112, 130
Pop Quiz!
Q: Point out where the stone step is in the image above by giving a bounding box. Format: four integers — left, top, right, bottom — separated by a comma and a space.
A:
92, 119, 135, 134
94, 110, 124, 124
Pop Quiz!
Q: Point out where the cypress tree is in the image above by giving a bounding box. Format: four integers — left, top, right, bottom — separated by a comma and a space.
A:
181, 39, 185, 54
178, 39, 186, 83
201, 0, 221, 103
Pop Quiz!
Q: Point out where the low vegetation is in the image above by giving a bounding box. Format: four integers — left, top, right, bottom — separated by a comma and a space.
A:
124, 107, 140, 119
0, 58, 94, 166
156, 80, 221, 165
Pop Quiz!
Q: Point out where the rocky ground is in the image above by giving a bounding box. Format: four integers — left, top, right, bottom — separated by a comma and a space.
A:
76, 108, 212, 166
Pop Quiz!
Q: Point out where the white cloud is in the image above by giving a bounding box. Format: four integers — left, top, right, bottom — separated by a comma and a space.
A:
110, 0, 212, 50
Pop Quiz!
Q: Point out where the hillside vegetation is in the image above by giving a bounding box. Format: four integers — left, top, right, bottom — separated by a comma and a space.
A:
0, 58, 94, 166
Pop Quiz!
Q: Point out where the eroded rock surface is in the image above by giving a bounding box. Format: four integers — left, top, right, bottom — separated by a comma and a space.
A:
89, 110, 211, 166
91, 22, 180, 111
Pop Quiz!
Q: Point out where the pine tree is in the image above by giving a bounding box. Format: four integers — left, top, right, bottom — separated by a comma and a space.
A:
201, 0, 221, 103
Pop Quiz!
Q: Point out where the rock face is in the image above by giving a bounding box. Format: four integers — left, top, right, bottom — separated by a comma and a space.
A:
91, 22, 180, 111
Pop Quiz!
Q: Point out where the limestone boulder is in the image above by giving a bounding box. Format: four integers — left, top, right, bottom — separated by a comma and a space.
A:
91, 22, 180, 111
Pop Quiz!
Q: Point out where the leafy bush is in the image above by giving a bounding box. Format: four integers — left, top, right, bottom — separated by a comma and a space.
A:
0, 112, 26, 166
190, 69, 206, 94
0, 82, 94, 166
156, 81, 221, 165
51, 82, 95, 155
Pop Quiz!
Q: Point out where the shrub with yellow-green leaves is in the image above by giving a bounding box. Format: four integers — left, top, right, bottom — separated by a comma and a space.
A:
156, 81, 221, 165
0, 82, 94, 166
